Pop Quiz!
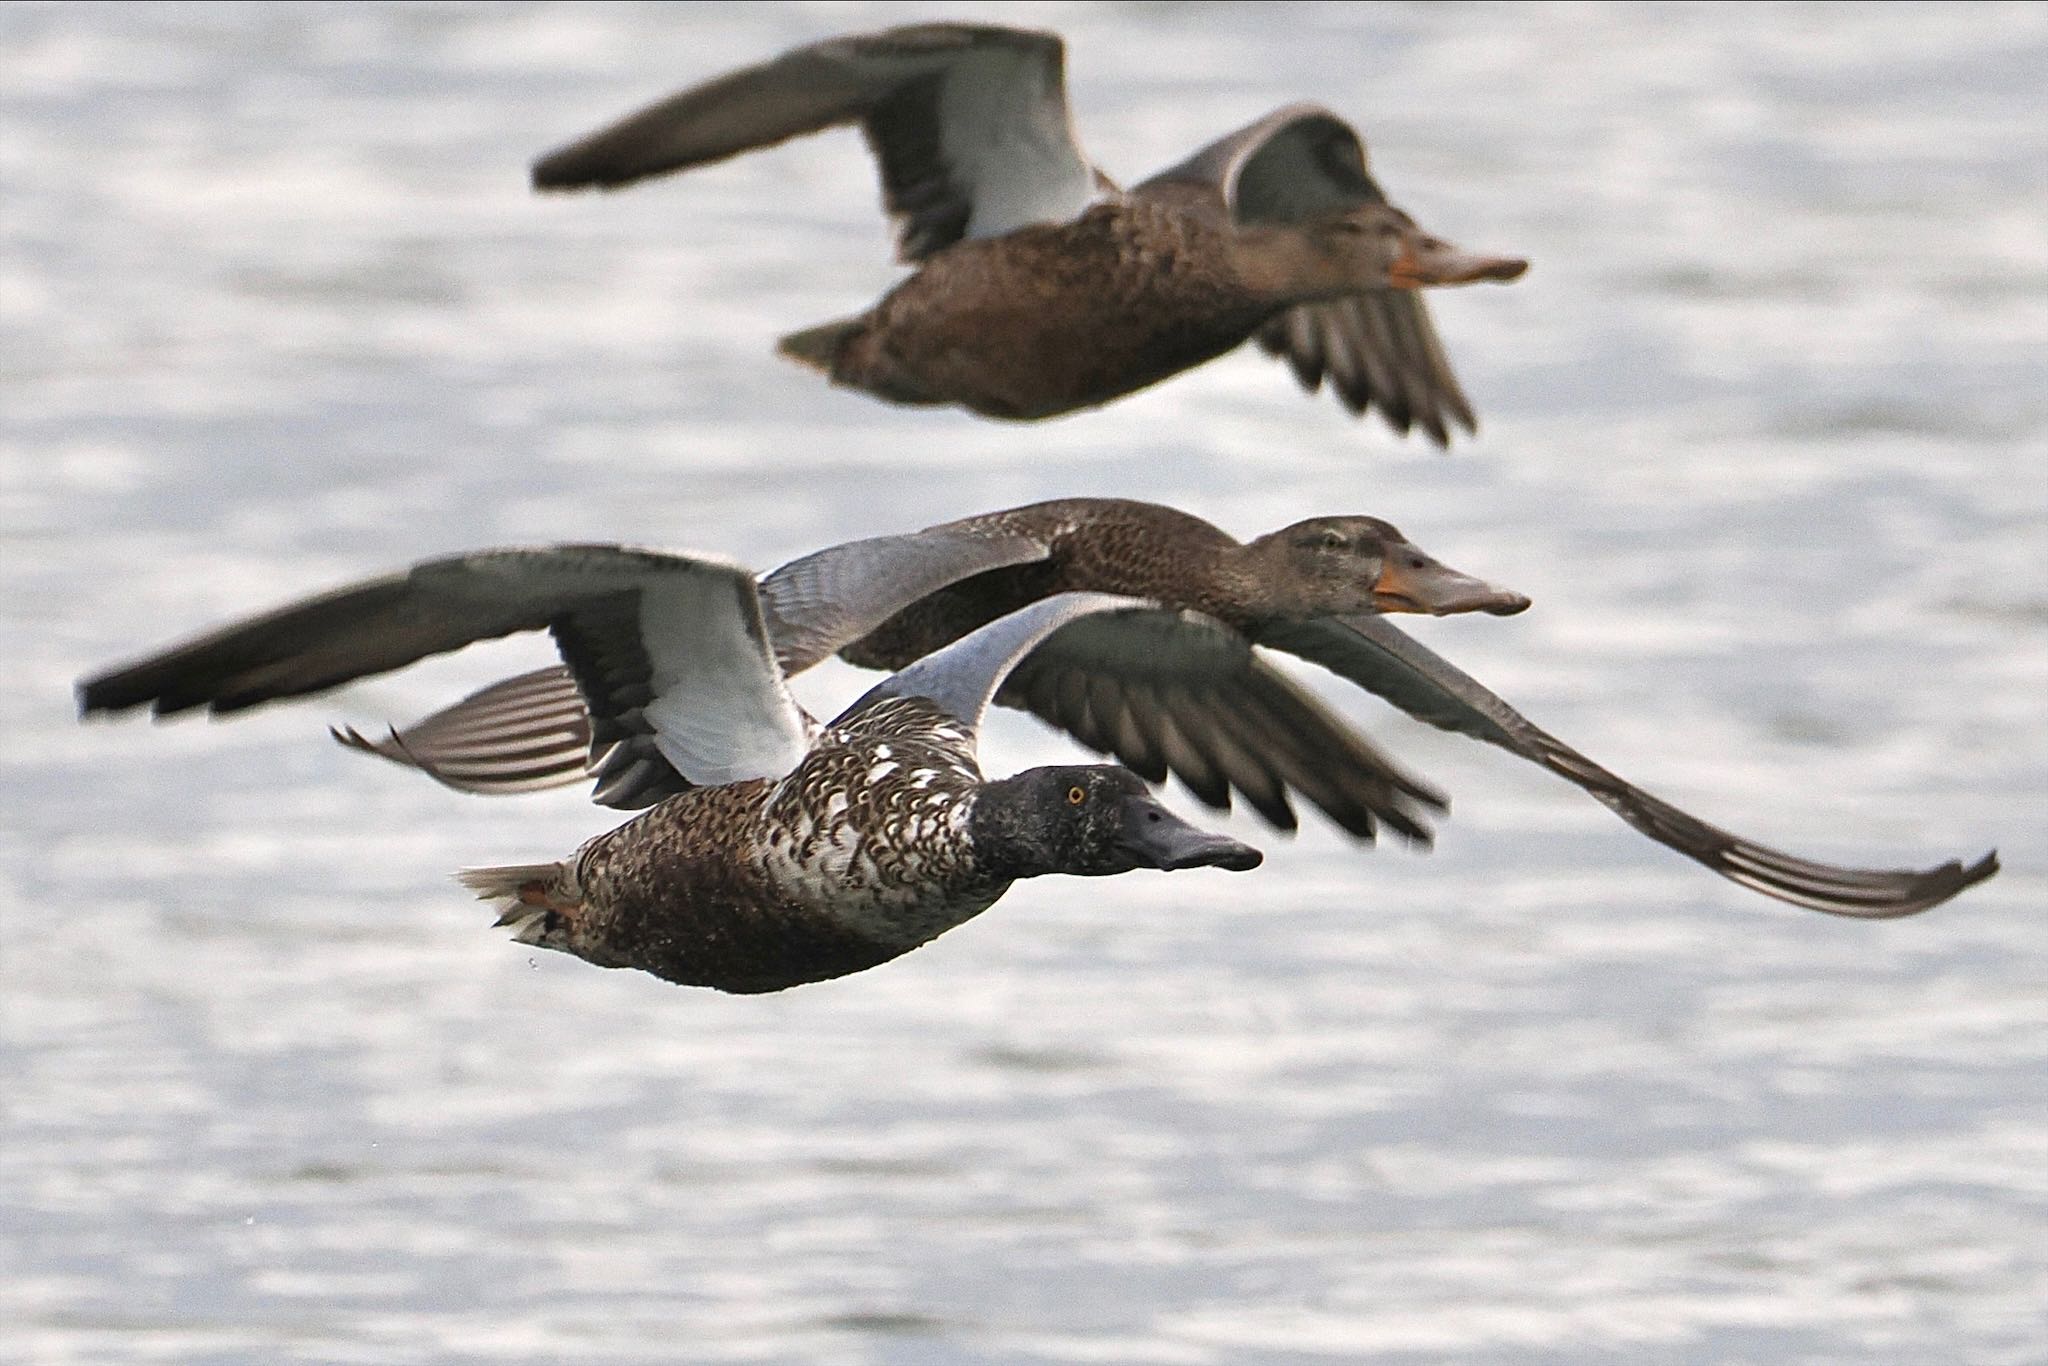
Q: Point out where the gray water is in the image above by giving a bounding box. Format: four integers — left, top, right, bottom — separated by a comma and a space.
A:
5, 3, 2046, 1362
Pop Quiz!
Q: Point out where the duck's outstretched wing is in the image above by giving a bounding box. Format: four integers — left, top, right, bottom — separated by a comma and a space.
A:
1252, 292, 1476, 445
989, 607, 1445, 843
1141, 103, 1507, 445
334, 666, 596, 797
330, 526, 1055, 805
757, 526, 1050, 671
77, 546, 813, 804
1256, 614, 1999, 917
846, 594, 1448, 841
532, 22, 1098, 261
846, 593, 1151, 738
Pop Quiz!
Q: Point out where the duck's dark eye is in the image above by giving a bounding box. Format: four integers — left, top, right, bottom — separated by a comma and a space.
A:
1321, 530, 1346, 549
1067, 786, 1087, 806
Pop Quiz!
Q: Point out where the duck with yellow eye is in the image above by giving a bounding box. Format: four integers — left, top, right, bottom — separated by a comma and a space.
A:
950, 765, 1247, 883
83, 579, 1264, 995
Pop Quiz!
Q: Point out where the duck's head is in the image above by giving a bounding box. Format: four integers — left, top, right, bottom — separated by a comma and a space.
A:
1278, 204, 1528, 297
1247, 516, 1532, 618
973, 766, 1262, 879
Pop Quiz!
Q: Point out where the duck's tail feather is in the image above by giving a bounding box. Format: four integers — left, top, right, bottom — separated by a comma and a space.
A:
456, 862, 570, 943
779, 312, 952, 407
776, 315, 865, 374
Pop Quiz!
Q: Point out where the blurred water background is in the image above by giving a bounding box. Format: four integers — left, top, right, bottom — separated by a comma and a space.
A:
5, 3, 2046, 1361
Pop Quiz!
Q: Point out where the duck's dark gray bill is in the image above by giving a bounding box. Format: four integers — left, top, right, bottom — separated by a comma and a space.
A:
1119, 792, 1263, 872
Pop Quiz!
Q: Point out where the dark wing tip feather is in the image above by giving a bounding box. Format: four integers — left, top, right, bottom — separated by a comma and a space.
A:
1261, 616, 1996, 916
1412, 401, 1452, 448
330, 721, 447, 785
1815, 847, 1998, 920
78, 664, 213, 720
76, 673, 133, 718
1253, 294, 1476, 447
531, 153, 608, 192
1576, 752, 2000, 919
330, 723, 391, 757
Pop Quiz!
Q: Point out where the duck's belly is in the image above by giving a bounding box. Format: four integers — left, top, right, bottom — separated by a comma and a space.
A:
584, 882, 918, 995
937, 314, 1254, 419
579, 846, 1002, 996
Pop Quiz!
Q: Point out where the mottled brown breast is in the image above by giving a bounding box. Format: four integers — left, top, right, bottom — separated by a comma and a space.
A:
568, 704, 1002, 995
570, 781, 900, 994
853, 199, 1290, 420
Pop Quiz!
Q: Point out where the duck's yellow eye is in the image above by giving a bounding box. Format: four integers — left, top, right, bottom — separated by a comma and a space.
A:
1067, 785, 1087, 806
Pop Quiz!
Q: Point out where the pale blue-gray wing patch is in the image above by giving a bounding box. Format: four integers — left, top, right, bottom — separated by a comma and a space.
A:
330, 526, 1051, 798
422, 546, 806, 797
758, 526, 1051, 673
906, 26, 1096, 249
843, 592, 1146, 736
401, 548, 808, 795
1225, 104, 1386, 220
80, 544, 812, 801
1139, 103, 1383, 218
634, 563, 811, 786
1257, 614, 1997, 917
532, 22, 1097, 261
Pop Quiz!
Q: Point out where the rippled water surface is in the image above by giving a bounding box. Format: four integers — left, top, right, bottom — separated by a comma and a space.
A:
6, 3, 2046, 1362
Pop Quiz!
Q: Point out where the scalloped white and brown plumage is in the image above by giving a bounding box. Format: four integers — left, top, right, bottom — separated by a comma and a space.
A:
79, 569, 1262, 994
529, 22, 1526, 440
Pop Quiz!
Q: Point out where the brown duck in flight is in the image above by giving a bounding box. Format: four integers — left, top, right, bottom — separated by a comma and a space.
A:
80, 500, 1996, 919
531, 22, 1527, 442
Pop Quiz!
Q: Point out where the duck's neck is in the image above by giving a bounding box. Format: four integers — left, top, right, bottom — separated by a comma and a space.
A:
1236, 529, 1325, 596
963, 777, 1060, 884
1048, 509, 1255, 627
1230, 226, 1358, 308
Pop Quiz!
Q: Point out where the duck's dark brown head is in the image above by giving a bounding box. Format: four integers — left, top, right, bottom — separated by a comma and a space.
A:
970, 766, 1261, 881
1245, 517, 1532, 618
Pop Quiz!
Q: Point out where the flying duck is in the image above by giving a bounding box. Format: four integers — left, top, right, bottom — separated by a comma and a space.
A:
356, 500, 1526, 841
317, 501, 1995, 919
530, 22, 1527, 441
78, 554, 1261, 993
